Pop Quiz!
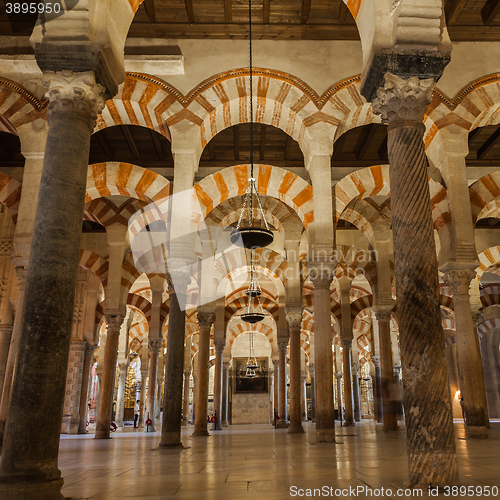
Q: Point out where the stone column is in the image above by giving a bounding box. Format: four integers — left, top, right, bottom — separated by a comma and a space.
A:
335, 373, 343, 422
156, 353, 164, 421
287, 309, 304, 433
375, 310, 399, 430
192, 310, 215, 436
0, 251, 13, 398
371, 356, 383, 423
0, 70, 106, 498
372, 73, 458, 486
341, 339, 355, 426
309, 367, 316, 422
301, 375, 308, 421
222, 362, 230, 427
444, 270, 489, 438
138, 364, 148, 429
0, 266, 26, 446
276, 339, 289, 427
61, 341, 87, 434
182, 369, 191, 425
115, 361, 129, 431
310, 273, 335, 442
212, 339, 225, 430
352, 365, 362, 423
78, 343, 96, 434
95, 314, 124, 438
145, 338, 161, 432
159, 276, 190, 448
272, 359, 279, 422
192, 374, 197, 423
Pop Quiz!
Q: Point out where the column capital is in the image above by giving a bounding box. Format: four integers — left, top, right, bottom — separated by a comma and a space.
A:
197, 309, 215, 329
223, 361, 231, 370
104, 314, 124, 331
372, 73, 434, 128
85, 342, 97, 355
43, 70, 106, 130
443, 270, 476, 296
373, 308, 392, 323
285, 308, 303, 330
334, 373, 343, 380
214, 338, 226, 352
372, 355, 381, 367
14, 266, 28, 291
309, 269, 333, 291
340, 338, 352, 350
272, 358, 279, 367
148, 338, 162, 354
278, 339, 288, 354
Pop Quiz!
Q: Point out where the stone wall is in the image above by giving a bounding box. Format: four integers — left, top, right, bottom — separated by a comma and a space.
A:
231, 393, 270, 424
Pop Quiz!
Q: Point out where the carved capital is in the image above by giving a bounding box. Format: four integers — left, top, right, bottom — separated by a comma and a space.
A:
272, 359, 279, 367
85, 342, 97, 355
374, 308, 392, 323
309, 270, 333, 291
340, 338, 352, 351
104, 314, 124, 332
43, 71, 106, 130
197, 310, 215, 329
149, 338, 162, 354
14, 266, 27, 290
278, 339, 289, 354
214, 338, 226, 352
372, 355, 381, 367
444, 270, 476, 296
223, 361, 231, 370
335, 373, 343, 380
286, 308, 303, 330
372, 73, 434, 128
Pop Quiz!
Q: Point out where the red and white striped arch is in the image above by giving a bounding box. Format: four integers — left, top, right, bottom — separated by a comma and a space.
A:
481, 285, 500, 308
84, 198, 146, 228
227, 323, 274, 346
477, 246, 500, 278
224, 295, 279, 324
78, 250, 108, 287
478, 317, 500, 337
126, 293, 152, 323
469, 172, 500, 224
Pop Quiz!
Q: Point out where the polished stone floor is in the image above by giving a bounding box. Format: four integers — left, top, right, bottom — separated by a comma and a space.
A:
55, 420, 499, 500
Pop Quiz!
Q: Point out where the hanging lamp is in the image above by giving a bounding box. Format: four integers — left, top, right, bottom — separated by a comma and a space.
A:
245, 323, 259, 370
240, 250, 266, 324
230, 0, 274, 250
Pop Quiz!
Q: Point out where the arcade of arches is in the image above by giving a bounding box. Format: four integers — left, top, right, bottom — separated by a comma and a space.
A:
1, 1, 500, 498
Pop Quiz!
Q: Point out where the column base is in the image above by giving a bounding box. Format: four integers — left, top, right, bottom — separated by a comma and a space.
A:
159, 431, 184, 448
276, 421, 289, 429
144, 425, 156, 433
383, 424, 399, 431
158, 442, 185, 449
287, 424, 305, 434
465, 425, 488, 439
0, 476, 64, 500
94, 429, 111, 439
222, 423, 229, 427
316, 428, 335, 443
343, 421, 356, 427
191, 430, 210, 437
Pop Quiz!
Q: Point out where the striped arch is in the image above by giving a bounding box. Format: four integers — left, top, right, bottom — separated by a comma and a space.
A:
121, 255, 142, 302
478, 318, 500, 337
227, 323, 274, 345
469, 172, 500, 224
353, 317, 370, 336
350, 295, 373, 321
225, 295, 279, 323
226, 286, 277, 306
0, 78, 46, 132
96, 74, 172, 140
129, 315, 149, 345
477, 246, 500, 278
86, 162, 171, 204
78, 250, 108, 287
126, 293, 152, 322
357, 333, 370, 352
481, 285, 500, 308
0, 173, 22, 223
442, 318, 456, 331
440, 294, 454, 311
84, 198, 146, 228
195, 164, 313, 228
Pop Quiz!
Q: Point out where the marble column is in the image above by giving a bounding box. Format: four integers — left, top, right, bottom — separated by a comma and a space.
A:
192, 374, 197, 423
192, 310, 215, 436
0, 259, 13, 398
156, 353, 164, 421
310, 273, 335, 442
182, 370, 191, 425
0, 71, 106, 499
222, 362, 230, 427
301, 375, 308, 421
445, 270, 489, 438
481, 329, 500, 418
352, 365, 362, 422
287, 309, 304, 433
341, 339, 355, 426
335, 373, 343, 422
310, 368, 316, 422
145, 338, 161, 432
212, 339, 225, 431
375, 310, 399, 430
138, 366, 148, 429
78, 343, 96, 434
276, 339, 289, 427
159, 277, 190, 448
371, 356, 383, 423
272, 359, 279, 422
0, 266, 26, 445
115, 361, 129, 431
95, 315, 124, 438
61, 341, 87, 434
372, 72, 458, 486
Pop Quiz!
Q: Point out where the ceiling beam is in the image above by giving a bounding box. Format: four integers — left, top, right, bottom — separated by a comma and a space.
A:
97, 133, 113, 159
477, 127, 500, 159
121, 126, 141, 160
263, 0, 270, 24
445, 0, 468, 26
224, 0, 233, 23
338, 1, 349, 24
234, 126, 240, 161
260, 124, 267, 161
207, 141, 215, 161
301, 0, 311, 24
149, 129, 165, 160
377, 134, 388, 161
482, 0, 500, 25
185, 0, 195, 23
143, 0, 156, 23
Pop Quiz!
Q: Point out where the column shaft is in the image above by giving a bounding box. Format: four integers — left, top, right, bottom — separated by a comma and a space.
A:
212, 341, 224, 430
277, 341, 288, 427
341, 340, 355, 426
182, 371, 191, 425
310, 373, 316, 422
222, 364, 230, 427
353, 371, 361, 422
145, 340, 161, 432
115, 362, 128, 431
78, 344, 95, 433
272, 359, 279, 422
372, 357, 383, 423
288, 325, 304, 433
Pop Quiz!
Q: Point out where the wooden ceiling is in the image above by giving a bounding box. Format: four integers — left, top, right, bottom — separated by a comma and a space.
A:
3, 0, 500, 40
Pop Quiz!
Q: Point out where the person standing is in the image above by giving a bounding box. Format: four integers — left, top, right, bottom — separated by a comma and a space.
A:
134, 400, 140, 428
